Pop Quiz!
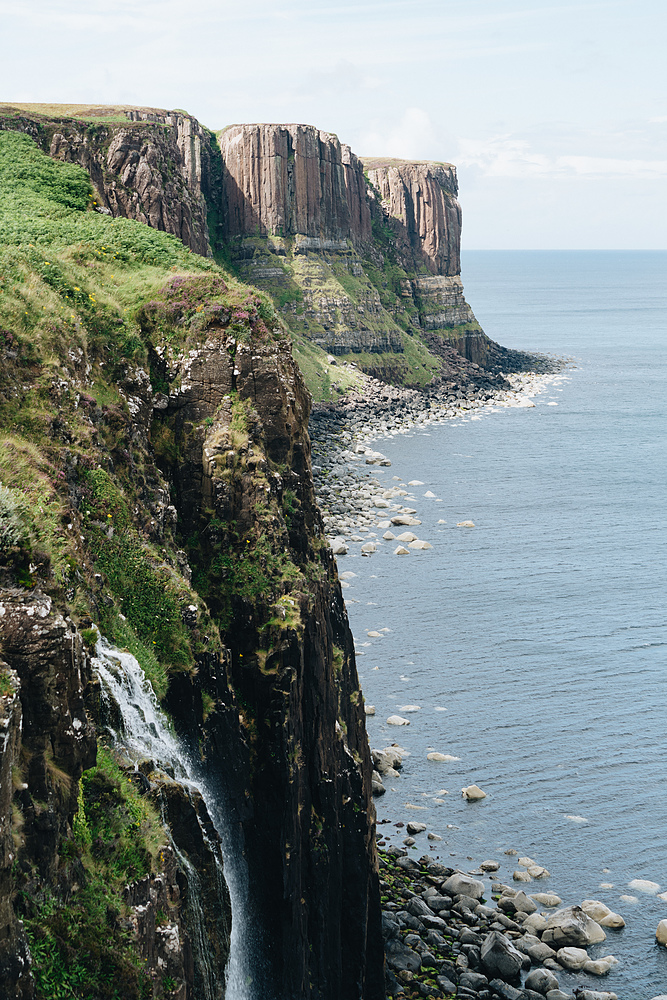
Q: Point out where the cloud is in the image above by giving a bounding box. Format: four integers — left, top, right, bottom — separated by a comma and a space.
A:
457, 134, 667, 180
359, 108, 436, 159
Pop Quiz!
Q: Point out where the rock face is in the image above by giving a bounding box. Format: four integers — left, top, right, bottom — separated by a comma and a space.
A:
0, 663, 32, 999
363, 158, 461, 276
0, 105, 512, 382
150, 308, 384, 999
0, 105, 215, 255
219, 123, 371, 243
0, 592, 98, 879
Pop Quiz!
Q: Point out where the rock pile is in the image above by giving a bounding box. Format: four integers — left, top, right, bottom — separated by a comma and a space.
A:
378, 847, 621, 1000
309, 367, 571, 550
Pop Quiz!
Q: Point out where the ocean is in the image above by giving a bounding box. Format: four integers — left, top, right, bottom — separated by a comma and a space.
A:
343, 250, 667, 997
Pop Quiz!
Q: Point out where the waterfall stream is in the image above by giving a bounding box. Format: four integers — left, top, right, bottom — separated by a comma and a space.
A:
93, 639, 251, 1000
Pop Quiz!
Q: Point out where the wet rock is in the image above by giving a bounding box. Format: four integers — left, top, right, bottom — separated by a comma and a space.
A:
543, 906, 606, 948
460, 970, 489, 990
461, 784, 486, 800
443, 873, 485, 899
555, 946, 588, 971
525, 967, 560, 994
480, 930, 524, 980
406, 822, 427, 835
499, 891, 537, 916
531, 893, 562, 907
583, 955, 618, 975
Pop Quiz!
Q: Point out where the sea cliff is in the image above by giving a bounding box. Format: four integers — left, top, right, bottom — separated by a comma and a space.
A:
0, 102, 539, 1000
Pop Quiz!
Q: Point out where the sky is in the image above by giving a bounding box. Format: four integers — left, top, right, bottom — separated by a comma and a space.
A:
2, 0, 666, 248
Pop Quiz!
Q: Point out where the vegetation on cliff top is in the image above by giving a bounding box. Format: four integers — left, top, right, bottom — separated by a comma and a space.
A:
0, 126, 333, 996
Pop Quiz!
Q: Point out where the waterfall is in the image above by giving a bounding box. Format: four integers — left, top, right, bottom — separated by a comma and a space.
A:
93, 639, 252, 1000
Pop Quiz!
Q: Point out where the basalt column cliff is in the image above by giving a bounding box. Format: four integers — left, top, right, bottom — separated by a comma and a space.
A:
217, 123, 493, 383
0, 122, 382, 1000
0, 103, 525, 1000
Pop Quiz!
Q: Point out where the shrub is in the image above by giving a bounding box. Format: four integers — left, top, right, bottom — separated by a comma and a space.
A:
0, 483, 29, 551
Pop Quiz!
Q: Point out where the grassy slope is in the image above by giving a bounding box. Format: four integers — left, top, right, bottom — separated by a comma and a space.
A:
0, 126, 334, 999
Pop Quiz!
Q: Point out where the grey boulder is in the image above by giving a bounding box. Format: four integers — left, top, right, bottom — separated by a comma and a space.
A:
443, 872, 485, 900
525, 966, 560, 994
543, 905, 606, 948
481, 930, 524, 980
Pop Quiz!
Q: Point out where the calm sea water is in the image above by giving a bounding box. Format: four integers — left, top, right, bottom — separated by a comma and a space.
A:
344, 251, 667, 997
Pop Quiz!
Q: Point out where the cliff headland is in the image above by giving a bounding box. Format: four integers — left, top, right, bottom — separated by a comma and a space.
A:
0, 103, 554, 1000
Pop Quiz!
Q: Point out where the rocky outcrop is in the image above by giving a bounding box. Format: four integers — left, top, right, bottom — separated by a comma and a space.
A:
0, 591, 98, 879
363, 158, 462, 276
219, 123, 371, 243
0, 105, 216, 255
147, 299, 384, 999
0, 663, 32, 999
0, 591, 98, 999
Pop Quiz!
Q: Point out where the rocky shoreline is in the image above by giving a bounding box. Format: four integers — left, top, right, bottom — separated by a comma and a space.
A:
309, 357, 575, 552
307, 358, 667, 1000
376, 838, 623, 1000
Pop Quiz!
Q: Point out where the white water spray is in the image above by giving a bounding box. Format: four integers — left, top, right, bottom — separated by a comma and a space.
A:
93, 639, 251, 1000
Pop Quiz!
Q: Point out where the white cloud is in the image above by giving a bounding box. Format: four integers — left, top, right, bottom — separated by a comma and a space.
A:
457, 134, 667, 179
359, 108, 435, 159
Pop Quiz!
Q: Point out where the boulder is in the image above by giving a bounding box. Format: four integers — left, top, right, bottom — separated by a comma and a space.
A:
656, 918, 667, 945
457, 520, 475, 527
394, 545, 410, 555
580, 900, 611, 922
380, 747, 405, 769
518, 935, 556, 963
408, 539, 432, 550
531, 893, 562, 907
583, 954, 618, 975
386, 715, 410, 726
385, 937, 422, 973
527, 865, 550, 878
372, 749, 401, 775
383, 531, 395, 540
459, 971, 489, 991
396, 531, 417, 542
598, 911, 625, 928
364, 705, 376, 716
522, 912, 548, 935
480, 930, 524, 980
542, 906, 606, 948
442, 873, 485, 899
556, 946, 588, 971
498, 890, 537, 916
406, 897, 434, 918
627, 878, 660, 894
427, 752, 459, 762
525, 967, 560, 994
406, 822, 426, 835
461, 783, 486, 800
481, 860, 500, 872
513, 869, 533, 882
330, 538, 348, 554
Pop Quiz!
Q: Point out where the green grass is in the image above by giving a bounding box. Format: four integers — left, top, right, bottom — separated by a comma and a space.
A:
23, 744, 164, 1000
